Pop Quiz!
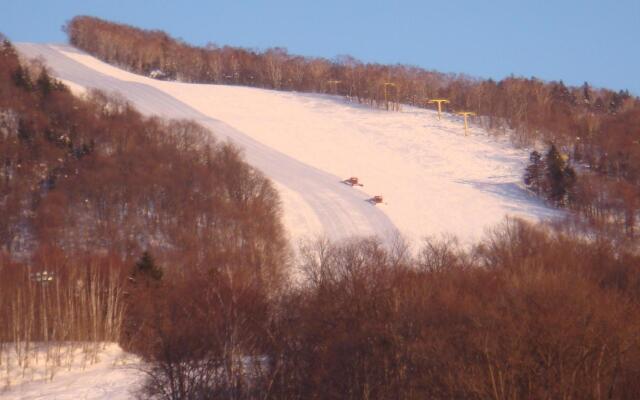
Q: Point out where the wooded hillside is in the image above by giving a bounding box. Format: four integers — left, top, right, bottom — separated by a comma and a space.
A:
0, 36, 287, 346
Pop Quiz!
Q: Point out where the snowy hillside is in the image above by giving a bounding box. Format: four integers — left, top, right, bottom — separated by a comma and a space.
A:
5, 42, 561, 400
1, 344, 142, 399
17, 44, 558, 245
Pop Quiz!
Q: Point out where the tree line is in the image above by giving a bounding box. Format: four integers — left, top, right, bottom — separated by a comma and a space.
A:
65, 15, 640, 240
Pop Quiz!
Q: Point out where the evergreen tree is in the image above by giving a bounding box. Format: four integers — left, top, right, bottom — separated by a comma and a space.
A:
36, 70, 53, 97
524, 150, 545, 195
551, 81, 575, 105
544, 144, 576, 206
12, 65, 32, 91
123, 251, 163, 352
131, 251, 163, 284
582, 82, 591, 104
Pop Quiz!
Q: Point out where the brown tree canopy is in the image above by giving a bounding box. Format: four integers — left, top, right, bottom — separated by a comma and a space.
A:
132, 220, 640, 400
0, 37, 287, 276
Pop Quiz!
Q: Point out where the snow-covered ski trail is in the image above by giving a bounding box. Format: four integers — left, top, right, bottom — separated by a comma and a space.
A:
16, 43, 558, 245
17, 43, 398, 243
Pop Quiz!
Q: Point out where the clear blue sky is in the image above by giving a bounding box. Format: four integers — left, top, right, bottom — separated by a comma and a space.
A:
2, 0, 639, 94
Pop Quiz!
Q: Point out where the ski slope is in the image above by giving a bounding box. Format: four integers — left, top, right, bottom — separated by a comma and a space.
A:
17, 44, 558, 245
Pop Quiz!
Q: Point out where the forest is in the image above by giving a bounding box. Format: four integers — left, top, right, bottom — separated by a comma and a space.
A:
0, 35, 286, 367
122, 222, 640, 399
65, 16, 640, 242
1, 15, 640, 400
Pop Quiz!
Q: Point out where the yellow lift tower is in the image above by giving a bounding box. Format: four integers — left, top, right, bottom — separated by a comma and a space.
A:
456, 111, 476, 136
427, 99, 450, 120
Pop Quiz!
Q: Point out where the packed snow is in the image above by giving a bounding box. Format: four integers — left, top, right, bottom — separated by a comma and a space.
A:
17, 43, 558, 246
1, 343, 142, 399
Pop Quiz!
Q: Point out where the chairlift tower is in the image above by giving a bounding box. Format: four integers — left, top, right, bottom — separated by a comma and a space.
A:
456, 111, 477, 136
427, 99, 450, 120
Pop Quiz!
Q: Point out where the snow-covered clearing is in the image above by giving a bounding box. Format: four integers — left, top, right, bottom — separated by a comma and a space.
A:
17, 43, 558, 246
1, 343, 142, 399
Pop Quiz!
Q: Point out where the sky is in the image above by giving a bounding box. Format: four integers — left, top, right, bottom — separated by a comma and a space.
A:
2, 0, 639, 94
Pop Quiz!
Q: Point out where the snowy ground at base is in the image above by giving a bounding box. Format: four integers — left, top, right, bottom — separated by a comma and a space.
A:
1, 343, 143, 399
17, 44, 559, 246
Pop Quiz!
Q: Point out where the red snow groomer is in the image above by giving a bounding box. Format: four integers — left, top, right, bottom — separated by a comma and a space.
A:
343, 176, 364, 187
370, 195, 384, 204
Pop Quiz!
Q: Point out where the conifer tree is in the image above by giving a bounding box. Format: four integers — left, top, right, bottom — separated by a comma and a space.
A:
12, 65, 32, 91
131, 251, 163, 284
36, 70, 53, 97
544, 144, 576, 206
524, 150, 545, 195
582, 82, 592, 104
122, 251, 163, 351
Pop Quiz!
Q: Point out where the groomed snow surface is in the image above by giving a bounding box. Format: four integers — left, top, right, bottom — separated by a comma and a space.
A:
17, 43, 558, 248
8, 44, 561, 398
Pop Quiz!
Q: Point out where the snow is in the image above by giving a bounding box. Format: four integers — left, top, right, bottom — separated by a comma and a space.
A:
9, 42, 562, 399
57, 78, 86, 96
16, 43, 559, 247
1, 343, 143, 399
